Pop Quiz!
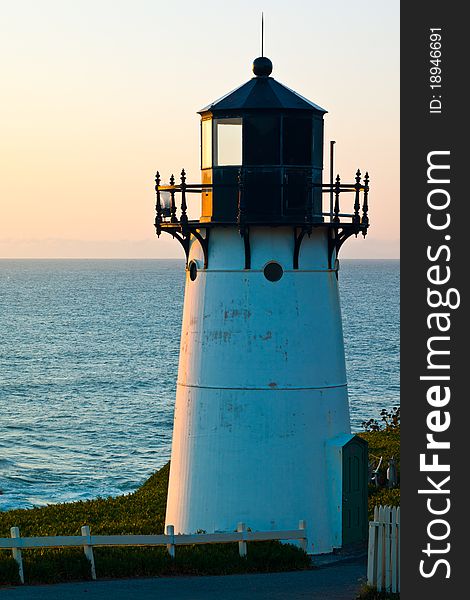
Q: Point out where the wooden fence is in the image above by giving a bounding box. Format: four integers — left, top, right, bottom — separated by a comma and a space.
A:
0, 521, 307, 584
367, 505, 400, 594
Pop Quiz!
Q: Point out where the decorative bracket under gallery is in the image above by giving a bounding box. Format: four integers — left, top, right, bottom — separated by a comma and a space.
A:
158, 227, 210, 269
293, 226, 313, 270
327, 226, 361, 270
239, 226, 251, 270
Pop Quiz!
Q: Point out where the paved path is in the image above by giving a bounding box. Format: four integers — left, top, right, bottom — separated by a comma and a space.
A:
0, 558, 366, 599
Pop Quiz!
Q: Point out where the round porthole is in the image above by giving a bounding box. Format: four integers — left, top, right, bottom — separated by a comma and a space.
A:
189, 260, 198, 281
263, 261, 283, 282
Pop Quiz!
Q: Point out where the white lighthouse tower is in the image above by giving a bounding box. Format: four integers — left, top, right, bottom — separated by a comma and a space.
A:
155, 56, 370, 554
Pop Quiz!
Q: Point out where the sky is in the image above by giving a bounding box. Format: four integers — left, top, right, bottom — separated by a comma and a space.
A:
0, 0, 399, 259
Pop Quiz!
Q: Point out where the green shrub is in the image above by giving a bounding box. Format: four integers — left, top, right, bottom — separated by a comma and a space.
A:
358, 428, 400, 519
0, 542, 309, 585
359, 429, 400, 475
93, 541, 308, 579
23, 549, 92, 584
0, 555, 21, 585
367, 487, 400, 521
362, 407, 400, 433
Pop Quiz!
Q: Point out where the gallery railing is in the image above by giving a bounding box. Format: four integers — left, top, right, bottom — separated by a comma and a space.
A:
153, 168, 370, 270
154, 168, 369, 235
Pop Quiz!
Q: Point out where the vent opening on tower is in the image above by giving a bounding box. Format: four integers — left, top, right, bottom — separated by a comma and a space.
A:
263, 261, 283, 282
189, 260, 198, 281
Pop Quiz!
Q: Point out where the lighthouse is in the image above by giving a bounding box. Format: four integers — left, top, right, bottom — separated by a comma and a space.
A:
155, 56, 370, 554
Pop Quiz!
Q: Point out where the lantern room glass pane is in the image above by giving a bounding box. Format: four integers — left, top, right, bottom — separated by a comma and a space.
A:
244, 115, 280, 165
283, 117, 313, 165
215, 118, 242, 166
201, 119, 212, 169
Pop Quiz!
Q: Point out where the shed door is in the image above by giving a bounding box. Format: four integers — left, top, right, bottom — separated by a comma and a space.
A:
342, 439, 368, 545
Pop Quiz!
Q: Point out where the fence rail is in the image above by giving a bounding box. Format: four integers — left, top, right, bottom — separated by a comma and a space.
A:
367, 505, 400, 594
1, 521, 307, 585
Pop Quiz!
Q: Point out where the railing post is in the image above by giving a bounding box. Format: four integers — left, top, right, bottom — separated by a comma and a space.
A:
180, 169, 188, 229
362, 171, 369, 235
298, 520, 307, 553
154, 171, 162, 237
329, 140, 336, 221
81, 525, 96, 580
353, 169, 361, 225
10, 526, 24, 584
166, 524, 175, 558
333, 175, 341, 222
169, 174, 177, 223
237, 522, 247, 558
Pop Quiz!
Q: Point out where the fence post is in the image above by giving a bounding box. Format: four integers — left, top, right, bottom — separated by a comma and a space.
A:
81, 525, 96, 580
166, 524, 175, 558
376, 506, 385, 592
391, 506, 398, 594
397, 507, 401, 593
298, 520, 307, 553
385, 505, 392, 592
10, 527, 24, 584
237, 522, 247, 558
367, 522, 377, 587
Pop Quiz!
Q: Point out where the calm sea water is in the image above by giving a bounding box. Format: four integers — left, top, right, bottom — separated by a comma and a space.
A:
0, 259, 399, 511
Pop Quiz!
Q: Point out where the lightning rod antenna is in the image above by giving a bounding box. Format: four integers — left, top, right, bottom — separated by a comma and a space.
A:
261, 12, 264, 57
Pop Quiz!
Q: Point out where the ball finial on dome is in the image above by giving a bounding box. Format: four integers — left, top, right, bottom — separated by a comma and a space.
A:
252, 56, 272, 77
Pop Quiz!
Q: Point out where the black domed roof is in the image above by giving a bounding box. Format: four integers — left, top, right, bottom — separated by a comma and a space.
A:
199, 58, 327, 115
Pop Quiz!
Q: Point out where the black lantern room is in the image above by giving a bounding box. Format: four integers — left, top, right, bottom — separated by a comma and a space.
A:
154, 57, 369, 271
198, 57, 326, 224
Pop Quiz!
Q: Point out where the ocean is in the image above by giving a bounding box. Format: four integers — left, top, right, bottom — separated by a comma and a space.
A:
0, 259, 399, 511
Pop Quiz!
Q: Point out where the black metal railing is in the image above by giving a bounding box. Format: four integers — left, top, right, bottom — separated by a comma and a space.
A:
154, 168, 369, 236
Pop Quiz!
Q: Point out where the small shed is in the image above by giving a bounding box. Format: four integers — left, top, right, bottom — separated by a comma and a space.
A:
326, 434, 369, 547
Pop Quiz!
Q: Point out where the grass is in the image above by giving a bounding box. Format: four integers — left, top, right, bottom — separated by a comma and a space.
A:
0, 543, 310, 586
0, 428, 400, 586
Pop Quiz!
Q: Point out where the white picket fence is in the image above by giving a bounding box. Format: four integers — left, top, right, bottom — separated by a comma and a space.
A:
0, 520, 307, 584
367, 505, 400, 594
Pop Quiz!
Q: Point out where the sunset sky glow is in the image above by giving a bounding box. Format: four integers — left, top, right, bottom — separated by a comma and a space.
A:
0, 0, 399, 258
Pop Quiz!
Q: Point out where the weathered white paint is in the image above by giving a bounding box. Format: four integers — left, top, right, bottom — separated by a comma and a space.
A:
165, 226, 350, 554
